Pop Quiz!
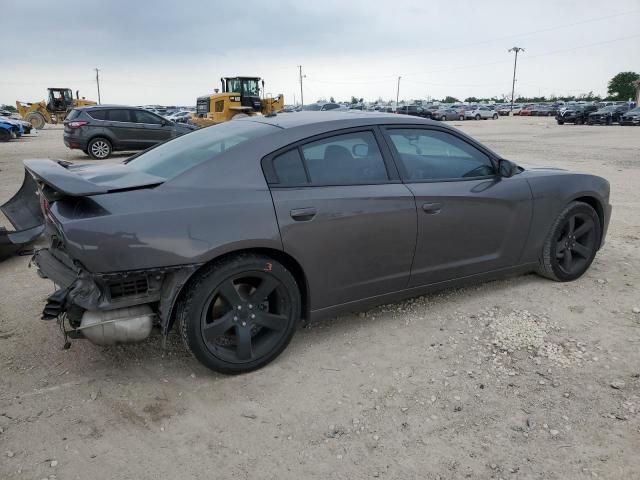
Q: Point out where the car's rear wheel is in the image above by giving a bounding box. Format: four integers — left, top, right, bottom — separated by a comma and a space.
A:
441, 115, 446, 121
557, 120, 564, 125
25, 112, 46, 130
492, 113, 498, 119
538, 202, 601, 282
459, 115, 465, 121
0, 129, 10, 142
88, 137, 112, 159
179, 254, 300, 374
475, 114, 481, 120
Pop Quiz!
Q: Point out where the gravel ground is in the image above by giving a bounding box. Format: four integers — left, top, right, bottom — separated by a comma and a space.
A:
1, 117, 639, 480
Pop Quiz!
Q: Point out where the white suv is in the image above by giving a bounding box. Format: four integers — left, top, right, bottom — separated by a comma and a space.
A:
465, 106, 499, 120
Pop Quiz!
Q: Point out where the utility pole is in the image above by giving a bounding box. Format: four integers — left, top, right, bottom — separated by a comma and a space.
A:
396, 76, 401, 112
298, 65, 305, 107
508, 47, 524, 113
95, 68, 101, 104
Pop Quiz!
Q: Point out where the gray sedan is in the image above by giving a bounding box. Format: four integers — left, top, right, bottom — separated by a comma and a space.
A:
432, 108, 461, 121
11, 112, 611, 374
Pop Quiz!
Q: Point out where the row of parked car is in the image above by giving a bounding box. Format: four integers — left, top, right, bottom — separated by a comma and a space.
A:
555, 103, 639, 125
0, 109, 35, 142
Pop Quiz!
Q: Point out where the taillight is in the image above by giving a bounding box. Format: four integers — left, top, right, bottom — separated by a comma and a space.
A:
68, 121, 88, 129
39, 191, 50, 217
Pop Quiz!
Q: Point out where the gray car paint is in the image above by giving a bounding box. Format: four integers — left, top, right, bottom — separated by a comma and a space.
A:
25, 112, 611, 329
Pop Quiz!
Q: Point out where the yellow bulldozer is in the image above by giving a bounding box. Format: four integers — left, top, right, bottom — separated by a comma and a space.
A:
16, 88, 96, 130
192, 76, 284, 127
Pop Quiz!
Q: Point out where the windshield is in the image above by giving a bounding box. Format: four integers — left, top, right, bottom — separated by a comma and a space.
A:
302, 103, 322, 111
226, 78, 260, 97
628, 107, 640, 113
126, 121, 276, 180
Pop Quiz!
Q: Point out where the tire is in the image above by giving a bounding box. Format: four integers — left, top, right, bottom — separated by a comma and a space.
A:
25, 112, 46, 130
475, 114, 481, 120
576, 118, 584, 125
538, 202, 601, 282
440, 115, 446, 121
492, 114, 498, 120
605, 117, 612, 126
178, 254, 301, 374
459, 115, 465, 121
87, 137, 112, 159
557, 120, 564, 125
0, 129, 10, 142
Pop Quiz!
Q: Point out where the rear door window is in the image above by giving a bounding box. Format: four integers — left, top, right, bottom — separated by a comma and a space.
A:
272, 149, 308, 185
107, 109, 132, 122
134, 110, 164, 124
66, 109, 81, 120
300, 131, 388, 185
87, 109, 108, 120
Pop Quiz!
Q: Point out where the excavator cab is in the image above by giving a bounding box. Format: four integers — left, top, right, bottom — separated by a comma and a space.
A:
223, 77, 263, 111
47, 88, 74, 114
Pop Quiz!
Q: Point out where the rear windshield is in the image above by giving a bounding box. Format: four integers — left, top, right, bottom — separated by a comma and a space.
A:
125, 120, 276, 180
66, 109, 81, 120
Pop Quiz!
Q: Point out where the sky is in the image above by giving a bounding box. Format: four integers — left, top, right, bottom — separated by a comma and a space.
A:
1, 0, 639, 106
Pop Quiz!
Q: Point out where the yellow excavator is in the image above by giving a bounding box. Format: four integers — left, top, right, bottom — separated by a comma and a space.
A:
16, 88, 96, 130
192, 76, 284, 127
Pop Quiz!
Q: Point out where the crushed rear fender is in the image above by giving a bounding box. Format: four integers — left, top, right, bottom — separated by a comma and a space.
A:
0, 171, 44, 260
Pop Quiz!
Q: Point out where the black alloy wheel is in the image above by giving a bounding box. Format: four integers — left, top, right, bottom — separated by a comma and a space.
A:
180, 254, 300, 374
538, 202, 601, 282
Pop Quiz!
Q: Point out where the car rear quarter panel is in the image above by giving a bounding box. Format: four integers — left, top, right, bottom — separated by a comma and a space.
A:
519, 170, 610, 263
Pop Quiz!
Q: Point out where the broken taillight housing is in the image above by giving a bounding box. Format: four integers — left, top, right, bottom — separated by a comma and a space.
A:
68, 121, 88, 129
39, 190, 50, 217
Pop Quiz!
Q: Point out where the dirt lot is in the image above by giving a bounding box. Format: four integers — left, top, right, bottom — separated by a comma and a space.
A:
1, 117, 639, 480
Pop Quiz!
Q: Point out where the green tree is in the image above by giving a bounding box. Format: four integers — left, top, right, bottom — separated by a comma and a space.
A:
350, 96, 358, 104
607, 71, 639, 100
442, 96, 459, 103
1, 104, 17, 112
464, 96, 479, 103
329, 96, 335, 103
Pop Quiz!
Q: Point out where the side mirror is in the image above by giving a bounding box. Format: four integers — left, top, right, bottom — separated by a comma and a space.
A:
498, 159, 518, 178
352, 144, 369, 157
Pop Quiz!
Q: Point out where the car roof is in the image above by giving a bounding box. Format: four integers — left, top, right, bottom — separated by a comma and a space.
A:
238, 111, 439, 130
74, 104, 145, 110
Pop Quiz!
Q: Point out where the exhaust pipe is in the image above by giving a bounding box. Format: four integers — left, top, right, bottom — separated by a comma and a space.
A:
80, 305, 154, 346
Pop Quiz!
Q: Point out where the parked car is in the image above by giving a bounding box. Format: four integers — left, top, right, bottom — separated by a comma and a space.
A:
464, 106, 498, 120
302, 102, 343, 111
396, 105, 431, 118
556, 105, 598, 125
10, 112, 611, 374
0, 116, 32, 135
587, 105, 630, 125
167, 111, 193, 124
432, 108, 460, 121
63, 105, 198, 159
0, 118, 22, 141
519, 105, 535, 116
531, 105, 557, 117
619, 107, 640, 125
511, 105, 526, 115
496, 105, 513, 116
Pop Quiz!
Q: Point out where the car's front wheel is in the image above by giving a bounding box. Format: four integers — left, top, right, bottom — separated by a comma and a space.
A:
475, 114, 481, 120
538, 201, 601, 282
459, 115, 465, 121
492, 113, 498, 119
179, 254, 300, 374
88, 137, 112, 159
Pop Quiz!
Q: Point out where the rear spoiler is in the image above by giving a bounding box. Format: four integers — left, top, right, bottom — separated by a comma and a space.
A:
23, 159, 164, 196
24, 159, 110, 196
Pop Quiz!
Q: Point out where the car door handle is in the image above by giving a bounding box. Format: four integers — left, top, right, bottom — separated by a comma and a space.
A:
422, 202, 442, 214
290, 207, 317, 221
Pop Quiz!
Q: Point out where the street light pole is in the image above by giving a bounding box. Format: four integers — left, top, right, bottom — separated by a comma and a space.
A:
508, 47, 524, 113
396, 76, 401, 113
95, 67, 101, 104
298, 65, 305, 107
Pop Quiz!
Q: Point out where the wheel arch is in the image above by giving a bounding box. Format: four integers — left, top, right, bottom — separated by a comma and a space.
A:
166, 247, 310, 333
571, 195, 605, 247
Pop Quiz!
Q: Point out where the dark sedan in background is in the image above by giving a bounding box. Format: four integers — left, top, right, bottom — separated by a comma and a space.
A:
556, 105, 598, 125
619, 107, 640, 125
63, 105, 197, 159
11, 112, 610, 374
587, 105, 630, 125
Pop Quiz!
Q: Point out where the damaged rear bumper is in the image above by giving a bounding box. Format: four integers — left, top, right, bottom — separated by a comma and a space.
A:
0, 171, 44, 260
33, 248, 200, 330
